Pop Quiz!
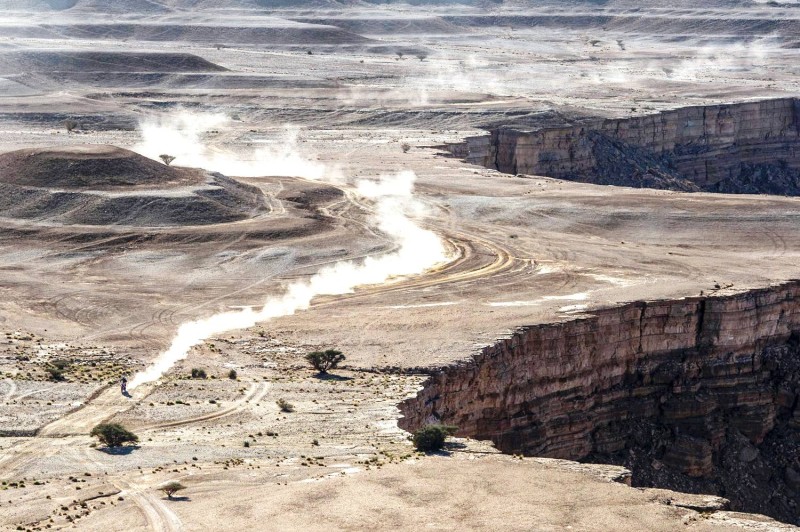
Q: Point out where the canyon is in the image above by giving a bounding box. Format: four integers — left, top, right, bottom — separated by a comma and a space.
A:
454, 98, 800, 195
400, 281, 800, 523
2, 1, 800, 529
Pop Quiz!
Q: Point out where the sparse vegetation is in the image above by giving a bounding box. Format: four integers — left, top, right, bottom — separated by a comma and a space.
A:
45, 359, 71, 381
412, 424, 457, 452
416, 53, 428, 61
159, 154, 176, 166
227, 369, 237, 380
401, 143, 411, 153
276, 398, 294, 413
191, 368, 207, 379
305, 349, 345, 374
159, 481, 186, 500
45, 367, 66, 382
51, 359, 70, 370
64, 119, 78, 134
90, 423, 139, 448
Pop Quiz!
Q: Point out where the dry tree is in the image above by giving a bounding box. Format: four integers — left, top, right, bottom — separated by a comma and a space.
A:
159, 481, 186, 500
305, 349, 345, 374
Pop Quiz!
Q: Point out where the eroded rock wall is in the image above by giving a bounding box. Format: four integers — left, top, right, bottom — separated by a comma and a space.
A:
458, 98, 800, 194
400, 281, 800, 522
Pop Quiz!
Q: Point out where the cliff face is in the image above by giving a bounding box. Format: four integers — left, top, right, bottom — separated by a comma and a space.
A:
457, 98, 800, 195
399, 282, 800, 523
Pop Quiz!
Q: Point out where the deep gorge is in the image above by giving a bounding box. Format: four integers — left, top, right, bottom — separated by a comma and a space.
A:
451, 98, 800, 195
399, 282, 800, 524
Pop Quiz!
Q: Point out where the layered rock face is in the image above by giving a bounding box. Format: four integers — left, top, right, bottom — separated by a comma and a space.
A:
457, 98, 800, 195
400, 282, 800, 523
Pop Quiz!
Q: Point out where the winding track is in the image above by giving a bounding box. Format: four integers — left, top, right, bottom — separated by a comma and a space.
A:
137, 381, 271, 431
0, 179, 523, 529
1, 378, 17, 403
77, 446, 183, 532
5, 179, 519, 441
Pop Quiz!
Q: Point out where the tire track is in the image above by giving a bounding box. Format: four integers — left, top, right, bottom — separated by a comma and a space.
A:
1, 377, 17, 403
38, 384, 155, 438
0, 440, 55, 480
78, 446, 183, 532
138, 381, 270, 431
0, 176, 523, 529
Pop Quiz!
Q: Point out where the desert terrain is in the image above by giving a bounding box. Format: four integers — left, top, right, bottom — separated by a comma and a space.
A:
0, 0, 799, 530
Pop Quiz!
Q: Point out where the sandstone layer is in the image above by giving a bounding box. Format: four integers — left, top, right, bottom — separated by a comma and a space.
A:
400, 281, 800, 524
455, 98, 800, 195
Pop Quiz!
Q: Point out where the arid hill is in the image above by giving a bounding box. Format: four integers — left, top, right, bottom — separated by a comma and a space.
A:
0, 145, 267, 226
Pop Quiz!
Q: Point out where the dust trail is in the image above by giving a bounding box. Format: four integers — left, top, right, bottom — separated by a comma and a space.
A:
128, 113, 447, 389
134, 111, 331, 180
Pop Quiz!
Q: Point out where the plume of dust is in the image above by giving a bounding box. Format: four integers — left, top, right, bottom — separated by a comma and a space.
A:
134, 111, 331, 180
657, 35, 779, 82
337, 54, 510, 108
128, 114, 447, 389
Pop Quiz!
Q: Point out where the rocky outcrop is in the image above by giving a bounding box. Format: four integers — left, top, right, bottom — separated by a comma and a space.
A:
453, 98, 800, 195
399, 281, 800, 524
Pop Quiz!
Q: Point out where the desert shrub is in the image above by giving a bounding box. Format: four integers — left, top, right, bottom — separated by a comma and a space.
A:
401, 143, 411, 153
243, 440, 250, 448
51, 359, 71, 370
412, 425, 457, 452
64, 119, 78, 134
90, 423, 138, 448
159, 154, 176, 166
227, 369, 237, 380
159, 481, 186, 500
190, 368, 207, 379
305, 349, 345, 374
276, 399, 294, 413
45, 367, 65, 382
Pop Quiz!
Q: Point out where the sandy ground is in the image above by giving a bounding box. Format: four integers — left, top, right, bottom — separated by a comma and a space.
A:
0, 1, 799, 530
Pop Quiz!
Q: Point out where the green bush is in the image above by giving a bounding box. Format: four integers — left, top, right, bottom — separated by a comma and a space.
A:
90, 423, 139, 448
45, 367, 65, 382
190, 368, 207, 379
412, 425, 457, 452
305, 349, 345, 374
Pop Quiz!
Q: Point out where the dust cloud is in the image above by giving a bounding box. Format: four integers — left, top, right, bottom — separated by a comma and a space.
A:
129, 113, 447, 389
